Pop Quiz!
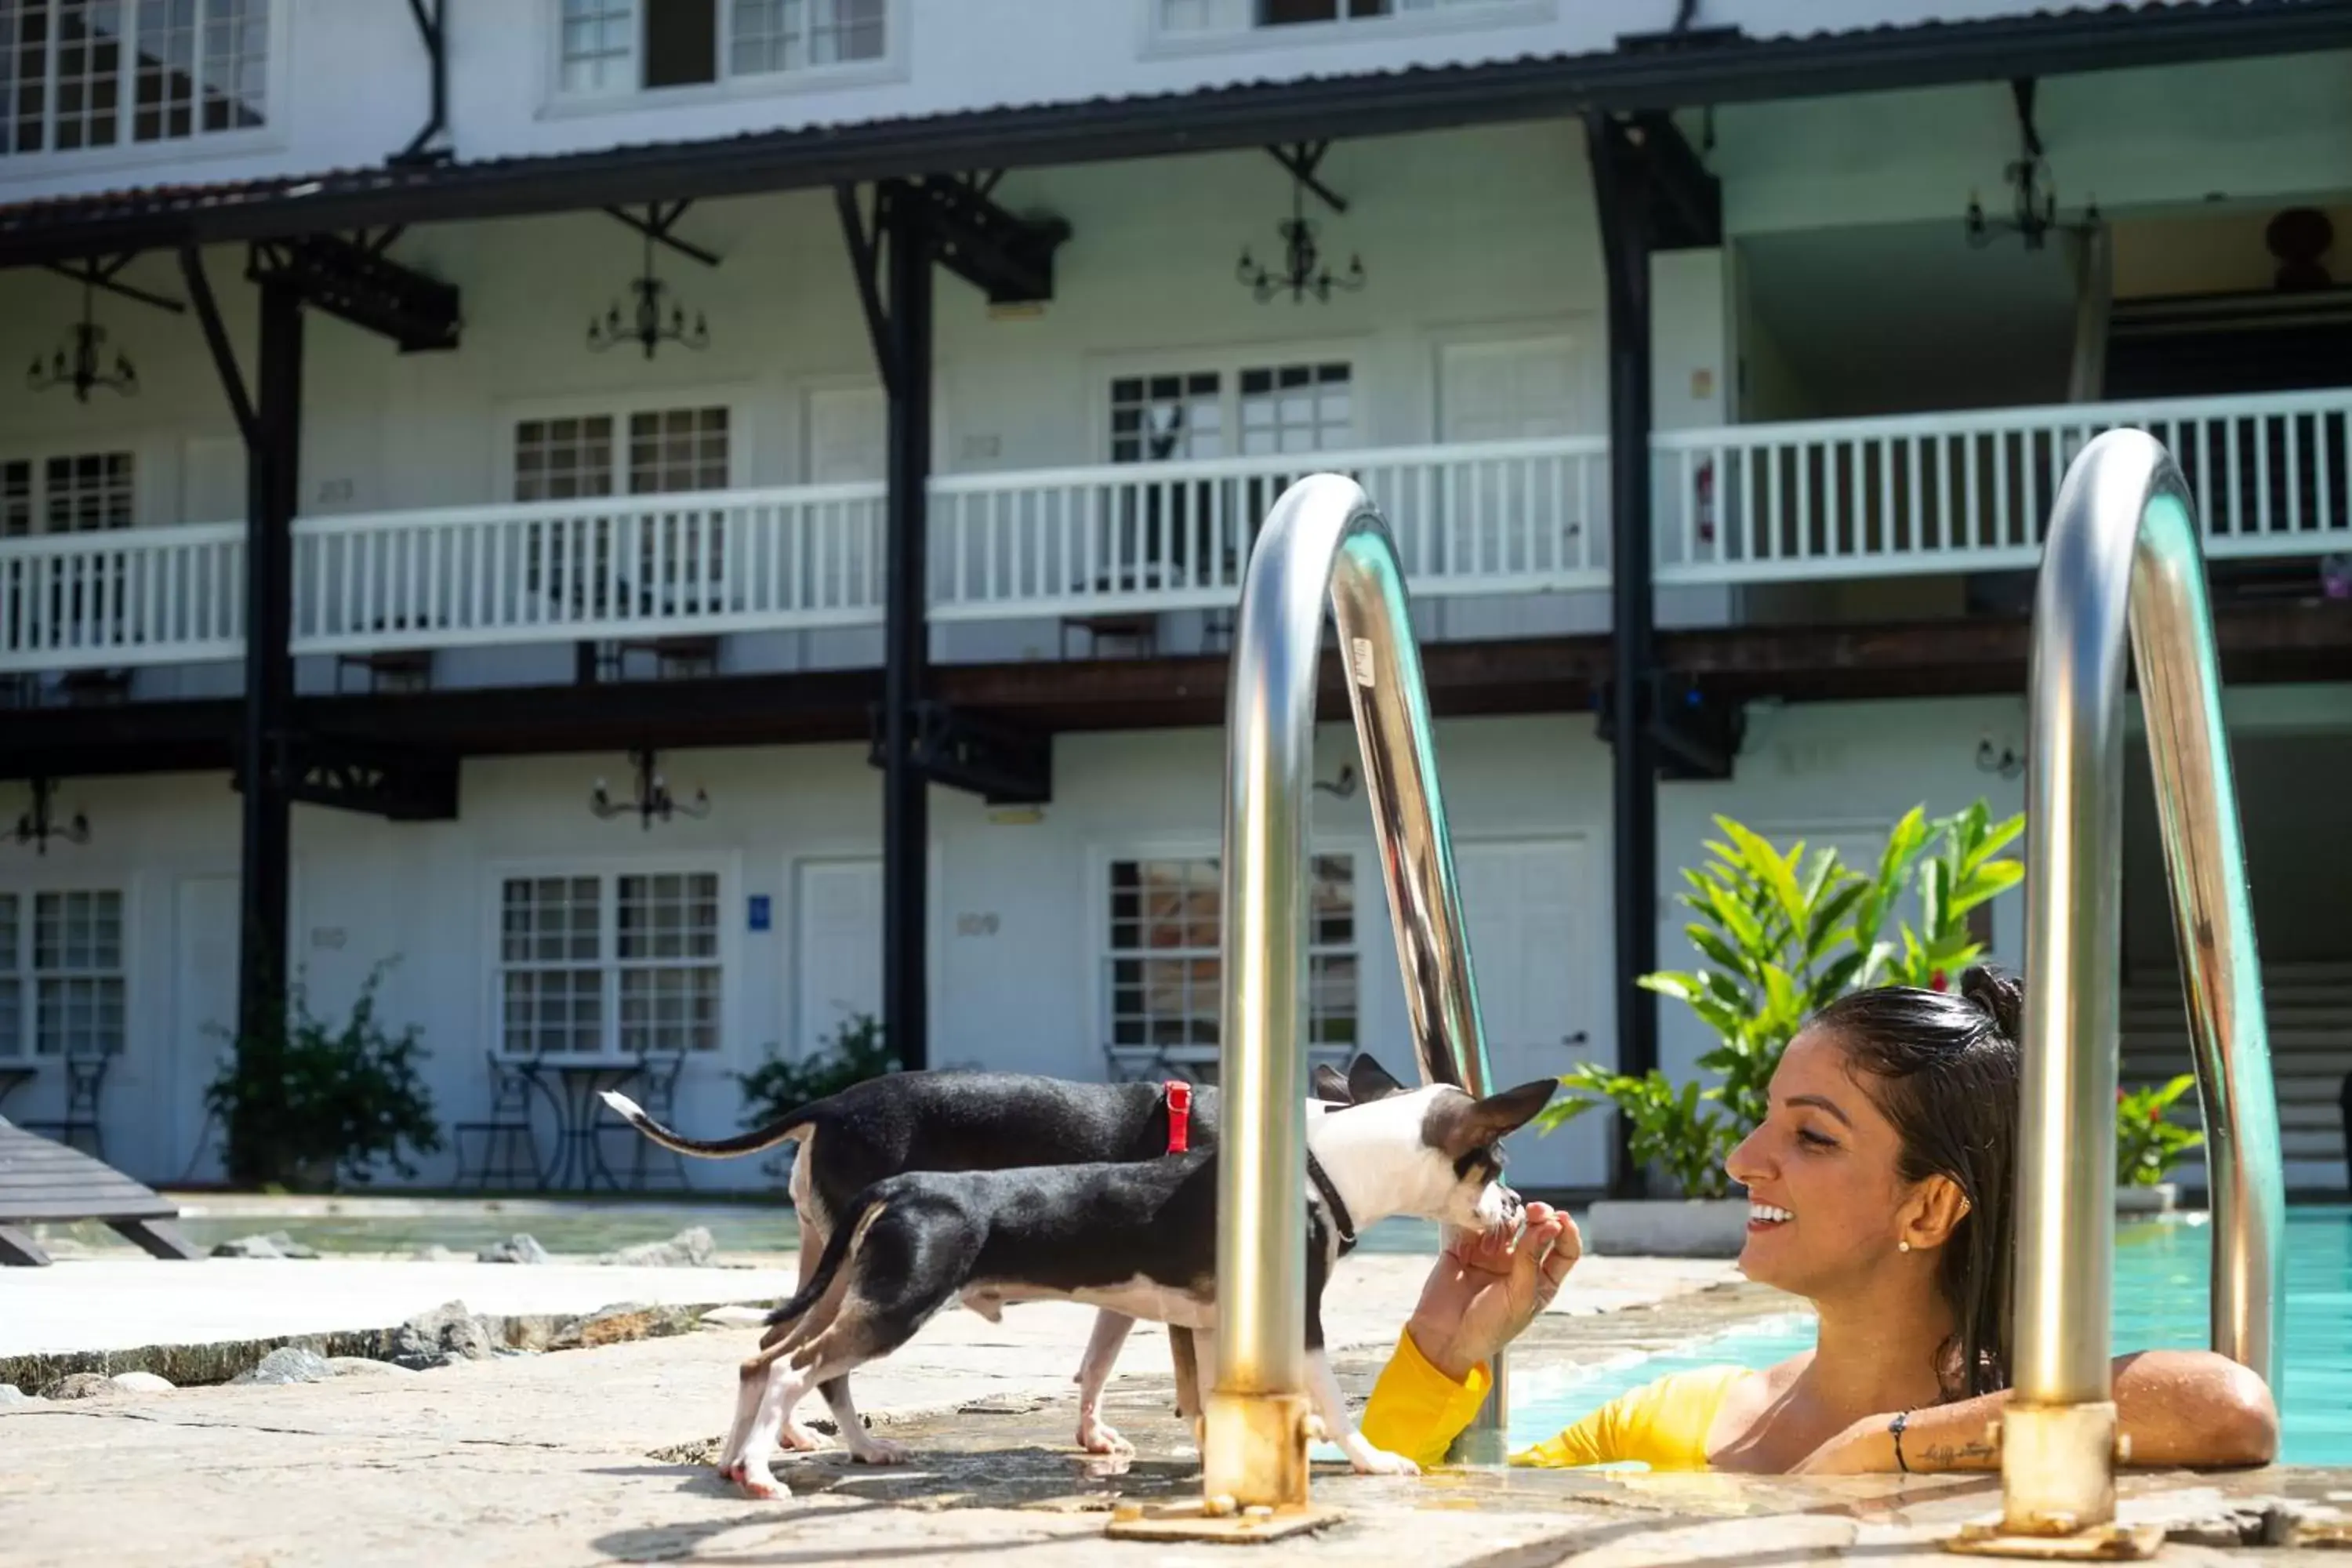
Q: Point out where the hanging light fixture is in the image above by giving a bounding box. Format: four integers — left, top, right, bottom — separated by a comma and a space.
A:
587, 230, 710, 360
590, 748, 710, 831
4, 779, 90, 855
27, 277, 136, 403
1237, 169, 1365, 305
1965, 78, 2098, 252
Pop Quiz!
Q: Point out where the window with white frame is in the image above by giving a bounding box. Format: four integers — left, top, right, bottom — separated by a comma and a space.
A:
498, 870, 722, 1057
557, 0, 886, 96
2, 1, 268, 158
514, 408, 729, 501
0, 452, 134, 536
514, 407, 729, 603
0, 890, 127, 1058
1108, 361, 1352, 463
1104, 855, 1356, 1052
1158, 0, 1508, 36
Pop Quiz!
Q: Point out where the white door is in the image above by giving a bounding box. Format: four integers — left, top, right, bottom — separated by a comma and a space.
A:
796, 860, 883, 1055
1436, 336, 1588, 635
807, 386, 887, 484
1454, 838, 1602, 1192
1439, 335, 1584, 444
172, 876, 240, 1181
182, 436, 245, 523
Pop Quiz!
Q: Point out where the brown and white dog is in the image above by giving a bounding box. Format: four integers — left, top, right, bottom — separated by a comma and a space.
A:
713, 1054, 1555, 1501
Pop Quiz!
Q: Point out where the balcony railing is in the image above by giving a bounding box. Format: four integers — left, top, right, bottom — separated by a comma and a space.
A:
0, 521, 244, 673
1653, 387, 2352, 586
2, 391, 2347, 678
929, 437, 1607, 621
293, 484, 889, 654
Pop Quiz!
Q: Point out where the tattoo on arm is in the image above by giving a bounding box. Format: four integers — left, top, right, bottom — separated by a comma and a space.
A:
1919, 1440, 1998, 1468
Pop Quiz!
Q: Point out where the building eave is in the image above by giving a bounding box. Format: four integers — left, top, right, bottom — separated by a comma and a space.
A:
1, 2, 2349, 269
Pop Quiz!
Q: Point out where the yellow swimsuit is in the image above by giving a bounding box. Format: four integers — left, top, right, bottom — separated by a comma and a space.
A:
1357, 1330, 1749, 1472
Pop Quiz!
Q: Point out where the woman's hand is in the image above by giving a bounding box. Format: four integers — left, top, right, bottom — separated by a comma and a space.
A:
1404, 1202, 1579, 1384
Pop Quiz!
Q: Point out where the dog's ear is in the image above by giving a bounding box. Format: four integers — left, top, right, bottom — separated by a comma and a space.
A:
1311, 1062, 1354, 1105
1345, 1053, 1409, 1105
1426, 1078, 1560, 1158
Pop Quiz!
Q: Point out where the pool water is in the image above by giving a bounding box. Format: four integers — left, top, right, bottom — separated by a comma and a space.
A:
1505, 1207, 2352, 1468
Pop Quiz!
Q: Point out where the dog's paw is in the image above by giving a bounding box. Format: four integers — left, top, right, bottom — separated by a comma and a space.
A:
779, 1420, 830, 1452
1349, 1445, 1421, 1478
736, 1466, 793, 1501
1076, 1416, 1135, 1457
848, 1435, 913, 1466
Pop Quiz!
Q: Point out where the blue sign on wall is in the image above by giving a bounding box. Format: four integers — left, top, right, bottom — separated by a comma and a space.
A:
747, 895, 772, 932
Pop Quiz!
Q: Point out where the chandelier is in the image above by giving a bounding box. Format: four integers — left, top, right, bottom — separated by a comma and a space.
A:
1965, 158, 2099, 252
5, 779, 90, 855
1965, 78, 2097, 252
27, 278, 136, 402
590, 749, 710, 831
1237, 169, 1364, 305
588, 230, 710, 360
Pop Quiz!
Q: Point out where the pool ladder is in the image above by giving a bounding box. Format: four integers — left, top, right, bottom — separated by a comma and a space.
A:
1969, 427, 2285, 1552
1140, 429, 2285, 1546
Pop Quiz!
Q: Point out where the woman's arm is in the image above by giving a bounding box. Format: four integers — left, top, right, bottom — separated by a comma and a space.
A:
1356, 1204, 1580, 1468
1796, 1350, 2279, 1474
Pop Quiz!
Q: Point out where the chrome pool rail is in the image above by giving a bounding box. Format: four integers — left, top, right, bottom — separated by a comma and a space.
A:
1206, 473, 1503, 1512
1997, 427, 2285, 1540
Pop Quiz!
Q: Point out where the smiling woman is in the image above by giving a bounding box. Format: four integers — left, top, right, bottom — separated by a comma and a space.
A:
1355, 968, 2282, 1475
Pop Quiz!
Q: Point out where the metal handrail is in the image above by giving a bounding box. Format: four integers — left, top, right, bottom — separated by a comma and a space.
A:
1204, 473, 1503, 1512
2000, 427, 2285, 1537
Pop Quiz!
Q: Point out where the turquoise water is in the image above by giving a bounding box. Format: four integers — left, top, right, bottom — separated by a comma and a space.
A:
1506, 1207, 2352, 1467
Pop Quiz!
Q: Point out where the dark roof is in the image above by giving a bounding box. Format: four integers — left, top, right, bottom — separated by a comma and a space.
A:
1, 0, 2347, 267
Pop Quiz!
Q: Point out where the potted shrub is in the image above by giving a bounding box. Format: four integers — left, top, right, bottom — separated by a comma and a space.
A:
204, 959, 442, 1192
1539, 801, 2025, 1257
2116, 1073, 2204, 1214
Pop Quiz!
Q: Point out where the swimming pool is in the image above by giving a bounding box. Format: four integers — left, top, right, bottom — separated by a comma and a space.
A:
1504, 1207, 2352, 1467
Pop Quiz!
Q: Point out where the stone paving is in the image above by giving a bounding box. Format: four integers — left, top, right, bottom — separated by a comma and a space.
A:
1, 1249, 2336, 1567
0, 1257, 800, 1359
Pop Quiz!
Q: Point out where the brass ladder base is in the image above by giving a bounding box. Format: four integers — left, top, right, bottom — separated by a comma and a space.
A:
1947, 1522, 2166, 1561
1105, 1499, 1345, 1545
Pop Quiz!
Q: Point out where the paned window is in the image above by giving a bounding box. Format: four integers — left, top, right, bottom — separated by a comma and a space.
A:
558, 0, 884, 95
1104, 855, 1356, 1051
1, 1, 268, 157
498, 871, 723, 1056
0, 890, 127, 1058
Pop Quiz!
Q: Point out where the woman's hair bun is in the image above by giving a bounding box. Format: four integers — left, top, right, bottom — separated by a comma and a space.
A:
1959, 964, 2024, 1040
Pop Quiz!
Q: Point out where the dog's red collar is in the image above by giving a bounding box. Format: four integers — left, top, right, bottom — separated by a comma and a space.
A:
1163, 1080, 1192, 1155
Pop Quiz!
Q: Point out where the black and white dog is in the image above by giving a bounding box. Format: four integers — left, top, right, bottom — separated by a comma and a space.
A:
604, 1068, 1316, 1456
714, 1054, 1555, 1501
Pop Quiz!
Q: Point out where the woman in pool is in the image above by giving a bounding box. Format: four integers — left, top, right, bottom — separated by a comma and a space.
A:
1359, 967, 2279, 1473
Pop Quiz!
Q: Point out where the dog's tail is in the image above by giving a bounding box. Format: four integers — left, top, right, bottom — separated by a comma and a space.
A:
764, 1190, 885, 1329
598, 1091, 819, 1160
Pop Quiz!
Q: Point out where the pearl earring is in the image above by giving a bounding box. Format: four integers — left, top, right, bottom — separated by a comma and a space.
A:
1898, 1241, 1912, 1254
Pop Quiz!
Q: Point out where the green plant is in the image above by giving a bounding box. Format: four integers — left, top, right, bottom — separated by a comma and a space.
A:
1533, 800, 2026, 1196
2117, 1074, 2205, 1187
1541, 1065, 1740, 1199
205, 959, 442, 1190
738, 1011, 898, 1127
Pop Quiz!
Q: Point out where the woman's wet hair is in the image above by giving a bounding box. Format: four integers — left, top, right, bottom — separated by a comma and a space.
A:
1807, 966, 2023, 1400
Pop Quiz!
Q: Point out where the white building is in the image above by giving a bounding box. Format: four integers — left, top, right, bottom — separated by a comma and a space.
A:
0, 0, 2346, 1197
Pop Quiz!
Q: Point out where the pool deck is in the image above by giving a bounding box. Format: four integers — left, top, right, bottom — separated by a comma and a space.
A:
5, 1245, 2339, 1566
0, 1258, 804, 1359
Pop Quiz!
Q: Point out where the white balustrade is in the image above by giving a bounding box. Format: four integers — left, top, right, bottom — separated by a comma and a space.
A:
927, 437, 1607, 621
5, 399, 2349, 680
1654, 388, 2352, 586
291, 484, 888, 652
0, 521, 244, 673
